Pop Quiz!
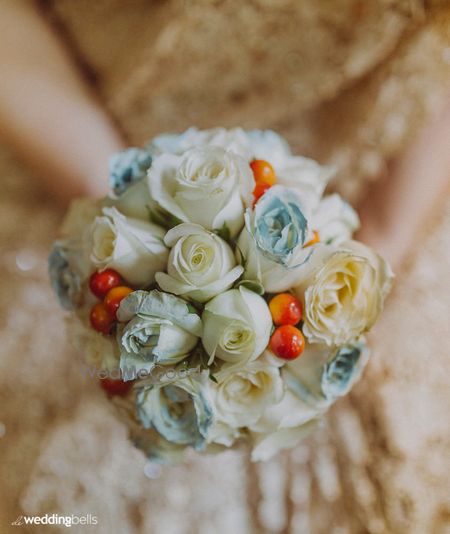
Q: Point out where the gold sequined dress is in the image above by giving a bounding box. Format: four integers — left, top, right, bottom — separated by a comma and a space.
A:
0, 1, 449, 532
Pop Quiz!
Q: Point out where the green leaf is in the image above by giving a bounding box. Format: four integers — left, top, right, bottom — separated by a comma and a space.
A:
208, 373, 218, 384
147, 205, 182, 229
189, 343, 210, 369
236, 279, 265, 295
234, 243, 245, 266
187, 301, 204, 314
174, 359, 190, 370
213, 222, 231, 243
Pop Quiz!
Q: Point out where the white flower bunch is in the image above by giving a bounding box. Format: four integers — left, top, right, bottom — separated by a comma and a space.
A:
49, 127, 393, 463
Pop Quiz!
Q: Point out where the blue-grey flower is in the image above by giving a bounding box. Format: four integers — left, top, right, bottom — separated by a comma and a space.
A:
250, 185, 308, 265
321, 343, 368, 401
135, 376, 213, 450
282, 341, 369, 408
48, 240, 81, 310
109, 147, 152, 195
131, 427, 186, 465
117, 290, 202, 379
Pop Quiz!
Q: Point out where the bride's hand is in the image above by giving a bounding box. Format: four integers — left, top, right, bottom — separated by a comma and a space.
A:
356, 97, 450, 272
0, 0, 125, 205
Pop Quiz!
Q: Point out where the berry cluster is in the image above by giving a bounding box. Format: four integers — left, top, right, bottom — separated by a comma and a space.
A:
89, 268, 133, 395
268, 293, 305, 360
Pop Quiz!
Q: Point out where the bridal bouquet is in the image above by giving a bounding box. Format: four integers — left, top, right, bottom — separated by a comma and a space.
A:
49, 127, 392, 463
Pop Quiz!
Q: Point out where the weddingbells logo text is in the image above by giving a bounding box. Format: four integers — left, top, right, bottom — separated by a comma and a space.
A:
11, 513, 98, 528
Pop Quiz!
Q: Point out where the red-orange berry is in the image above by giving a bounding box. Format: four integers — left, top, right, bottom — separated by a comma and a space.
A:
270, 325, 305, 360
90, 302, 115, 335
250, 159, 277, 186
304, 230, 320, 248
99, 377, 133, 396
104, 286, 133, 318
269, 293, 303, 326
253, 181, 271, 205
89, 269, 122, 299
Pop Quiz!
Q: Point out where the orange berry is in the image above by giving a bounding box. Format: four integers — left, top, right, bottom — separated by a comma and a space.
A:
269, 293, 303, 326
304, 230, 320, 248
270, 325, 305, 360
250, 159, 277, 186
104, 286, 133, 318
99, 377, 134, 396
89, 268, 122, 298
90, 302, 115, 335
253, 181, 271, 205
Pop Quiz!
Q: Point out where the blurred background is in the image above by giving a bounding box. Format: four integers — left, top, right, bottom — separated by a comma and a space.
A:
0, 1, 449, 533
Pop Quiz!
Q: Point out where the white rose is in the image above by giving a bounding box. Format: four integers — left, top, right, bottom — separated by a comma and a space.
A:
60, 197, 103, 277
251, 418, 321, 462
104, 179, 152, 221
283, 341, 370, 406
207, 359, 284, 447
83, 330, 120, 372
148, 146, 254, 237
149, 127, 292, 165
247, 346, 326, 461
310, 194, 360, 246
149, 127, 252, 159
250, 341, 370, 461
90, 207, 168, 287
294, 241, 393, 346
202, 287, 272, 365
60, 198, 102, 238
155, 223, 243, 303
50, 199, 101, 310
276, 155, 335, 212
245, 129, 292, 167
69, 318, 119, 371
185, 127, 251, 159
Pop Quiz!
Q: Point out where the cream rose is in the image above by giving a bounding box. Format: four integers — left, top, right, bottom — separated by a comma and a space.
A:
207, 359, 284, 446
90, 207, 168, 287
294, 241, 393, 346
201, 287, 272, 365
155, 223, 243, 303
148, 146, 254, 237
